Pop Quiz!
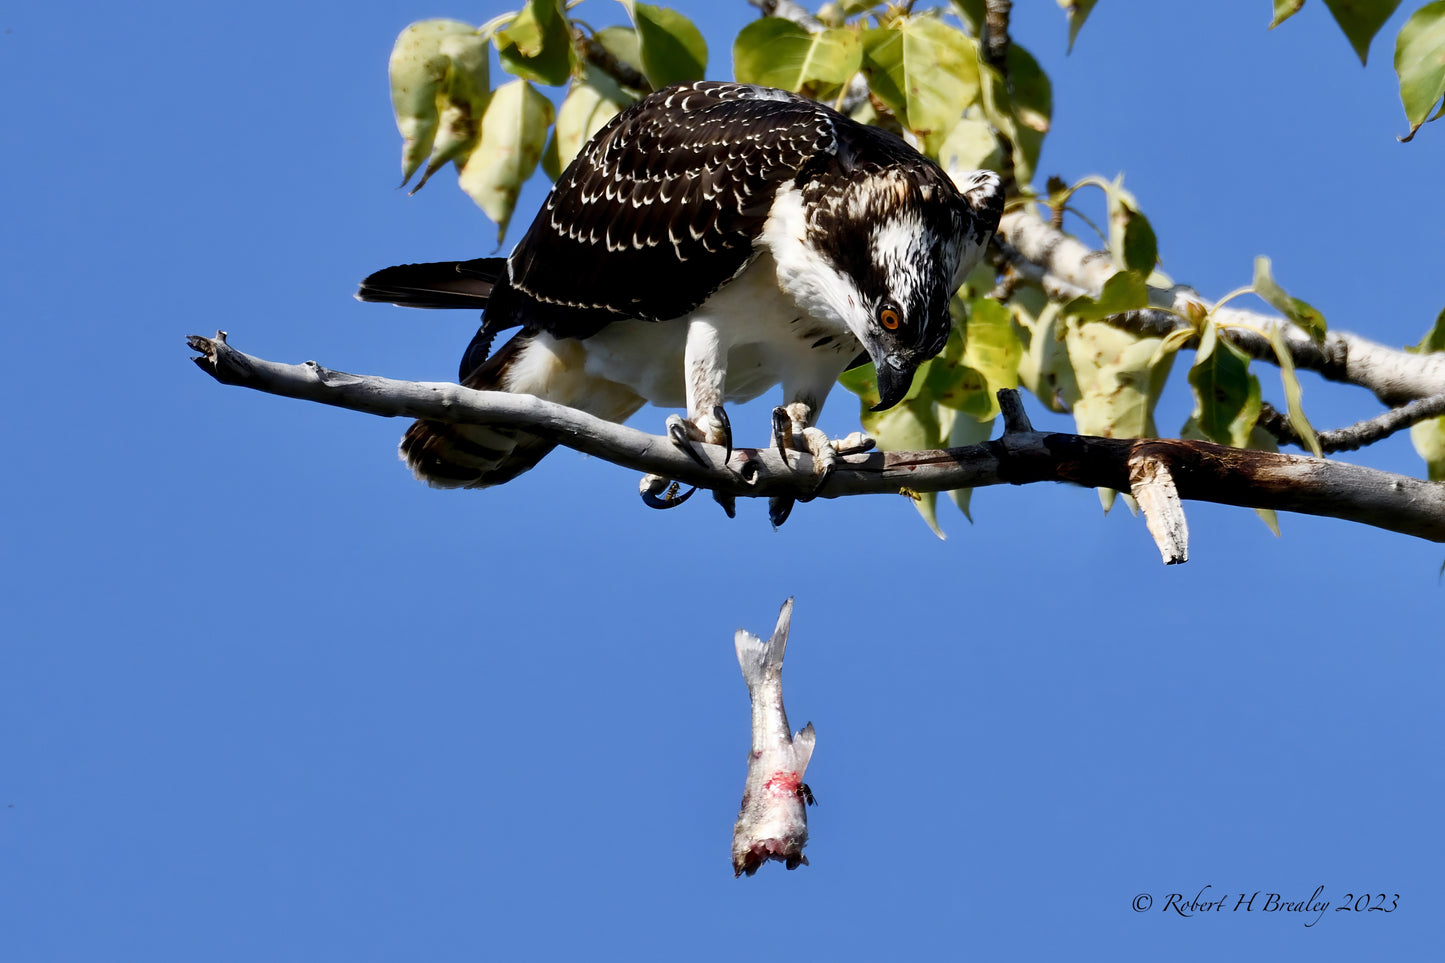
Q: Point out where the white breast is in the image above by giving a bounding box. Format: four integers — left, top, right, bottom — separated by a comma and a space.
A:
578, 252, 860, 409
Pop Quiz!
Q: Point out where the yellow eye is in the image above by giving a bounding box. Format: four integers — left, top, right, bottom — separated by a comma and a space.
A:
879, 306, 901, 330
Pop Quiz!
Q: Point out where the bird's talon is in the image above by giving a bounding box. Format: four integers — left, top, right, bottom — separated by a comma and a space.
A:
768, 496, 795, 528
666, 417, 709, 468
712, 404, 733, 461
771, 407, 793, 467
641, 481, 696, 509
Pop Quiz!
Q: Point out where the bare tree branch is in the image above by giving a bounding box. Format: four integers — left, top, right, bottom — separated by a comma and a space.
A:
1257, 392, 1445, 454
186, 332, 1445, 548
998, 206, 1445, 405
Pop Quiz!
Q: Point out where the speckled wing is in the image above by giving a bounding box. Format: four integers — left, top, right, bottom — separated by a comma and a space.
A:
487, 82, 842, 339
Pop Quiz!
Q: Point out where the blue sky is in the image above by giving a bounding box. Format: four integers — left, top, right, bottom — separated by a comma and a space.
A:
3, 1, 1442, 960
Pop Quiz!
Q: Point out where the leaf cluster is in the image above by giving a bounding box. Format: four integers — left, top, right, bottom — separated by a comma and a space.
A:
383, 1, 1445, 534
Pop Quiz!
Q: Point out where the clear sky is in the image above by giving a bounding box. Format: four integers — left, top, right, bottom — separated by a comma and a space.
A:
3, 1, 1442, 960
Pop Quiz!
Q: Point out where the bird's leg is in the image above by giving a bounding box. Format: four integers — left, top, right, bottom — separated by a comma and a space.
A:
768, 397, 876, 526
654, 320, 736, 516
666, 320, 732, 464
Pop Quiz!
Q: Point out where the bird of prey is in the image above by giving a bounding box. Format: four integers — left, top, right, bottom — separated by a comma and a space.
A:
359, 80, 1003, 523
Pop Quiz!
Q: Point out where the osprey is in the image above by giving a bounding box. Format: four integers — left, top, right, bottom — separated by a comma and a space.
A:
359, 81, 1002, 522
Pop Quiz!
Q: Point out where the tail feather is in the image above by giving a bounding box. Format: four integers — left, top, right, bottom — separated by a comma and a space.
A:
400, 331, 644, 489
356, 258, 505, 310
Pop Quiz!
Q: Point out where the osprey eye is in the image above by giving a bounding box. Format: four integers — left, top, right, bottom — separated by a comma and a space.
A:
878, 305, 901, 330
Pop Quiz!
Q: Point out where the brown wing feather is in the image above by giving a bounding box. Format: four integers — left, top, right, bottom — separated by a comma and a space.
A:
486, 82, 844, 338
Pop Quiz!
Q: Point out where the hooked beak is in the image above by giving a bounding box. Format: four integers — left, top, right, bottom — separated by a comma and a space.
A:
869, 359, 914, 412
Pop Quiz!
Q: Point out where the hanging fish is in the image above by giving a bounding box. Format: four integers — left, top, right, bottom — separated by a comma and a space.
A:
732, 597, 817, 877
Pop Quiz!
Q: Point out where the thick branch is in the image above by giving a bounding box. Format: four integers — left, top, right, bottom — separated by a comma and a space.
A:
998, 206, 1445, 405
187, 333, 1445, 545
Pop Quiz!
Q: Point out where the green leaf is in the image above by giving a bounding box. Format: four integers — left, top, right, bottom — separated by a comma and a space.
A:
1065, 319, 1175, 439
621, 1, 707, 90
1268, 324, 1323, 457
988, 43, 1051, 183
1120, 204, 1158, 275
1252, 256, 1328, 341
1322, 0, 1402, 65
595, 25, 642, 75
733, 18, 862, 92
1409, 416, 1445, 479
496, 0, 575, 87
1063, 270, 1150, 321
1014, 297, 1078, 413
1412, 305, 1445, 353
1395, 0, 1445, 141
1008, 44, 1053, 134
496, 0, 548, 57
1057, 0, 1099, 52
927, 297, 1021, 420
1088, 175, 1157, 276
845, 375, 951, 538
410, 32, 492, 193
1270, 0, 1307, 29
551, 79, 627, 173
388, 20, 478, 186
935, 116, 1003, 174
862, 17, 980, 152
458, 79, 555, 245
1188, 321, 1263, 449
950, 0, 985, 33
946, 412, 995, 522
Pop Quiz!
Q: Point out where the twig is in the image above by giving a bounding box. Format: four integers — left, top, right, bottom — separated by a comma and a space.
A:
186, 334, 1445, 548
982, 0, 1013, 69
981, 0, 1018, 194
997, 206, 1445, 405
1258, 393, 1445, 454
575, 27, 649, 92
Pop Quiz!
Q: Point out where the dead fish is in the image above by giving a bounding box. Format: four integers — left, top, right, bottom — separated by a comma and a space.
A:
732, 597, 816, 877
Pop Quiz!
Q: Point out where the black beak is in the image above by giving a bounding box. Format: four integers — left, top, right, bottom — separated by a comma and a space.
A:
870, 360, 913, 412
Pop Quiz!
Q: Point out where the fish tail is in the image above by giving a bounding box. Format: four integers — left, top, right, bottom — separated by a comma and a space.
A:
734, 597, 794, 687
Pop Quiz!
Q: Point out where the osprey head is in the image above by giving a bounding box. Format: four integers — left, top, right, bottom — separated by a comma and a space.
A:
809, 168, 1000, 411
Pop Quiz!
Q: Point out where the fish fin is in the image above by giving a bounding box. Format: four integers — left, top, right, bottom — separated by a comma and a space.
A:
793, 721, 816, 776
734, 597, 794, 684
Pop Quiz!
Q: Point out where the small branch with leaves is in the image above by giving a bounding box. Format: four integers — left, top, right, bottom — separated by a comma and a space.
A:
186, 333, 1445, 560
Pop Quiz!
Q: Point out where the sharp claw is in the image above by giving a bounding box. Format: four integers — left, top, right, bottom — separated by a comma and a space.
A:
712, 404, 733, 461
668, 420, 709, 468
799, 462, 834, 502
641, 482, 697, 509
768, 496, 794, 528
771, 407, 792, 467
